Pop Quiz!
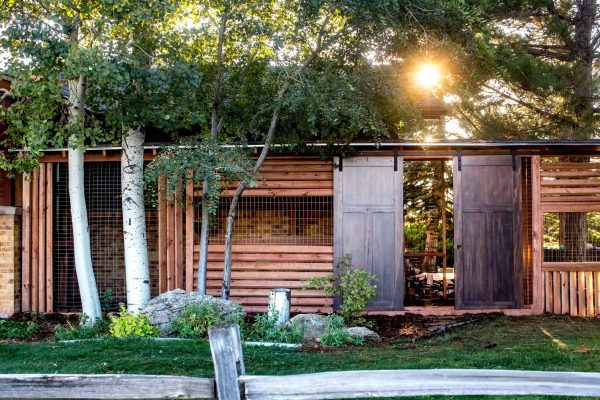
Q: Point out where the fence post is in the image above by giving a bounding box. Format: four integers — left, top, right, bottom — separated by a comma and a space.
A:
209, 323, 245, 400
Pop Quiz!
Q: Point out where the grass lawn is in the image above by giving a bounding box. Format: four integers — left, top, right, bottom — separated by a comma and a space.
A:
2, 315, 600, 399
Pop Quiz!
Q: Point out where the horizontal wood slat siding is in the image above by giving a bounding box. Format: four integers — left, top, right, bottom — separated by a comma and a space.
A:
21, 164, 53, 312
540, 163, 600, 212
194, 157, 333, 197
196, 244, 333, 313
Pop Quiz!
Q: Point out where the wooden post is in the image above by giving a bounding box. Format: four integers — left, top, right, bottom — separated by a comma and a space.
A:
208, 324, 245, 400
267, 288, 291, 326
21, 174, 32, 312
440, 160, 447, 299
185, 173, 194, 292
531, 156, 544, 313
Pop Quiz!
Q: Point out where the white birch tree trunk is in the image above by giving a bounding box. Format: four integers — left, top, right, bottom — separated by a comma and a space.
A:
68, 76, 102, 323
122, 128, 150, 313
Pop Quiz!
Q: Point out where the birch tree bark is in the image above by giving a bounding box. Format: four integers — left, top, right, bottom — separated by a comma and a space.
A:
68, 75, 102, 323
122, 127, 150, 313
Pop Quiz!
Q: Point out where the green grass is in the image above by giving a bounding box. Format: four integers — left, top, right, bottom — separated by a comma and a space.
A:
1, 315, 600, 399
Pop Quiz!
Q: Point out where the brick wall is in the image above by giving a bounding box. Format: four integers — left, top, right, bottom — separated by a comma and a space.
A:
0, 206, 21, 317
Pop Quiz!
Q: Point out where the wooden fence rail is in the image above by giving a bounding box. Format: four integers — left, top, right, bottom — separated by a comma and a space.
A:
5, 322, 600, 399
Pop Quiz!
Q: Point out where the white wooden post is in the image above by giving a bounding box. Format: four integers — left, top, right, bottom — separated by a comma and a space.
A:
267, 288, 290, 326
208, 324, 245, 400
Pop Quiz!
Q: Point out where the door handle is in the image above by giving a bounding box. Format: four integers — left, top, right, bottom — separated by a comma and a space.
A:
456, 245, 462, 250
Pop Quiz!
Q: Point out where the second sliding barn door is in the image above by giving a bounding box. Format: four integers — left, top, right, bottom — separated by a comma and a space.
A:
453, 155, 523, 309
334, 156, 403, 310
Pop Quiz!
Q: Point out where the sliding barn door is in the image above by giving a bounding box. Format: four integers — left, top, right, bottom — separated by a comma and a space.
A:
454, 156, 523, 309
334, 157, 403, 310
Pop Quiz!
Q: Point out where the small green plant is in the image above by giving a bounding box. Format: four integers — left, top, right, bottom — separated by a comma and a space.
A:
245, 313, 304, 344
320, 315, 363, 347
304, 256, 377, 324
55, 315, 110, 341
101, 288, 113, 314
172, 301, 243, 339
108, 306, 160, 338
0, 320, 39, 340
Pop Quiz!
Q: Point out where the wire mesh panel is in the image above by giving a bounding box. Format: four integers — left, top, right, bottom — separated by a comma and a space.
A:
521, 157, 533, 306
198, 196, 333, 246
53, 162, 159, 312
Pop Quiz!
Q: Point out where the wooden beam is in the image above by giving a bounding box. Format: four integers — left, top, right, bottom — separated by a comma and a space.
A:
45, 163, 53, 313
38, 164, 46, 312
157, 176, 167, 293
174, 180, 184, 290
31, 168, 39, 312
531, 156, 544, 313
21, 174, 32, 312
543, 262, 600, 272
0, 374, 214, 399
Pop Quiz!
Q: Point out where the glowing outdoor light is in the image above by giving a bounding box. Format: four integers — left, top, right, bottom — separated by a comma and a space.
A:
415, 64, 441, 88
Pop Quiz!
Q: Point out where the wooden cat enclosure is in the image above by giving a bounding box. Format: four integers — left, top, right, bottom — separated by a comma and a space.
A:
16, 141, 600, 316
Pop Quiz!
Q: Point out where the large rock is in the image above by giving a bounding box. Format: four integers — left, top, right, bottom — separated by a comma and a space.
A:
288, 314, 327, 341
141, 289, 244, 335
346, 326, 380, 342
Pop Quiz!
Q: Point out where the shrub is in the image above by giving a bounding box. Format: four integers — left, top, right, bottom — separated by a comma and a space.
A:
172, 301, 243, 339
245, 313, 304, 344
109, 306, 160, 338
304, 256, 377, 324
320, 315, 363, 347
0, 320, 39, 340
55, 315, 110, 341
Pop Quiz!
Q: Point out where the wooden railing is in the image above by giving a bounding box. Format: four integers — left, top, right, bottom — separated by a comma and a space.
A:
5, 323, 600, 399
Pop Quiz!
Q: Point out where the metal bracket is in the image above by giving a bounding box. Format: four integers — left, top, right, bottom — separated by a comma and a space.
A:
393, 150, 398, 172
338, 157, 343, 172
457, 148, 462, 171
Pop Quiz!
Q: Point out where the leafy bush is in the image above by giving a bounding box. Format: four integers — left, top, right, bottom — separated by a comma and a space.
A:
109, 306, 160, 338
245, 313, 304, 344
55, 315, 110, 341
172, 301, 243, 339
320, 315, 363, 347
0, 320, 39, 340
304, 256, 377, 324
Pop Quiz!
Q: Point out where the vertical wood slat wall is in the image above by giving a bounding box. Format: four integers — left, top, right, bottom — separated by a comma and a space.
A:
157, 177, 185, 293
535, 159, 600, 316
21, 163, 53, 312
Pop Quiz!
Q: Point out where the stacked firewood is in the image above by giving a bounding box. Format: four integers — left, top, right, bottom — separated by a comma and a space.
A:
405, 262, 454, 305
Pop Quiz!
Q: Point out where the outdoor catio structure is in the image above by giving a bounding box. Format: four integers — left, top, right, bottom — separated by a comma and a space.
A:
2, 140, 600, 317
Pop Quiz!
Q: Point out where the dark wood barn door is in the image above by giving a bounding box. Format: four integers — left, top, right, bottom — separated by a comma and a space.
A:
334, 157, 404, 310
453, 156, 523, 309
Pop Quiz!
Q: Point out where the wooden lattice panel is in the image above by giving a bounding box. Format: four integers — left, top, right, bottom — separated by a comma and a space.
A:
540, 162, 600, 212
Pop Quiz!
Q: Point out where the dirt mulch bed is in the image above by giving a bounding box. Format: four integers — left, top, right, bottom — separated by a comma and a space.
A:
5, 312, 79, 342
364, 313, 502, 343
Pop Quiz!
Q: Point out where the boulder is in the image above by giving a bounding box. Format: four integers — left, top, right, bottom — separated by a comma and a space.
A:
287, 313, 327, 341
346, 326, 380, 342
141, 289, 244, 335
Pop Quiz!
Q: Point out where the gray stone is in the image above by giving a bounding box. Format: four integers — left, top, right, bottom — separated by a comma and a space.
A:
346, 326, 380, 342
141, 289, 244, 335
287, 313, 327, 341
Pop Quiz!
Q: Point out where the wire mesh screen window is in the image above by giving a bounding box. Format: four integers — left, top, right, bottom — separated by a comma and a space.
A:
53, 162, 159, 312
543, 212, 600, 263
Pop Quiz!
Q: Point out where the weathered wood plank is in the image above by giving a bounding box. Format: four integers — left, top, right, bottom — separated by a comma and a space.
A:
209, 324, 245, 400
195, 189, 333, 197
207, 253, 333, 262
21, 174, 32, 312
579, 271, 587, 317
205, 262, 333, 271
561, 272, 569, 315
206, 271, 331, 280
0, 374, 214, 399
552, 271, 561, 314
541, 163, 600, 170
541, 204, 600, 212
31, 168, 39, 312
543, 263, 600, 272
570, 272, 578, 317
38, 164, 46, 312
45, 163, 54, 313
544, 271, 552, 312
240, 369, 600, 400
185, 176, 194, 292
174, 181, 184, 290
531, 156, 544, 313
205, 245, 332, 254
587, 272, 595, 316
157, 176, 167, 293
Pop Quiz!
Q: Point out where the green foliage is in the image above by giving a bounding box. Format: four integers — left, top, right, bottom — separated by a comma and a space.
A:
108, 306, 160, 338
245, 313, 304, 344
0, 320, 39, 340
172, 301, 244, 339
320, 315, 363, 347
304, 256, 377, 324
145, 137, 257, 215
54, 316, 110, 341
101, 288, 113, 314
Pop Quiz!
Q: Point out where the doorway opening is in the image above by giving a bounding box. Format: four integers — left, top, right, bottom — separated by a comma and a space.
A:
403, 159, 454, 307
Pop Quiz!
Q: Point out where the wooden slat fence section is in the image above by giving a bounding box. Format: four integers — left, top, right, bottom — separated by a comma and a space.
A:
0, 374, 214, 399
198, 245, 333, 313
157, 179, 185, 293
540, 162, 600, 212
21, 164, 53, 313
193, 157, 333, 197
542, 268, 600, 316
240, 369, 600, 399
